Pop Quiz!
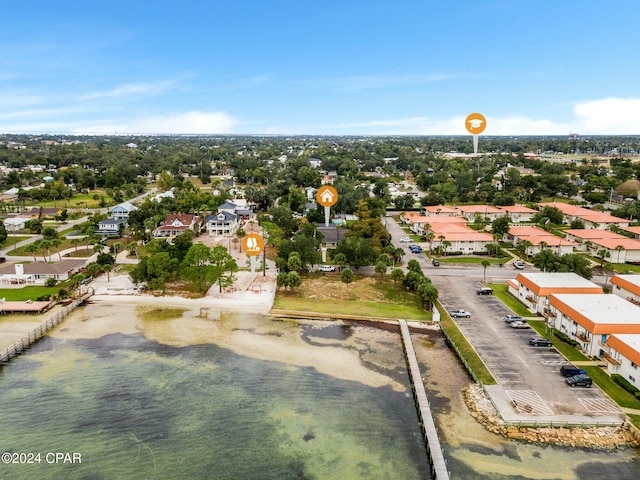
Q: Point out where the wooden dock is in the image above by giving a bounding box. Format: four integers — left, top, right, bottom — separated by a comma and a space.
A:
0, 292, 93, 365
399, 319, 450, 480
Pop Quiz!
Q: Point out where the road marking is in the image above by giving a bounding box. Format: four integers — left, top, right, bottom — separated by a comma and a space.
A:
579, 397, 620, 413
505, 390, 554, 415
540, 360, 569, 365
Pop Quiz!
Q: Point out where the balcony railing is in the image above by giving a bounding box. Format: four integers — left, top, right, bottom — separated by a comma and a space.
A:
526, 295, 536, 303
543, 308, 556, 318
576, 332, 590, 343
603, 352, 621, 366
627, 297, 640, 306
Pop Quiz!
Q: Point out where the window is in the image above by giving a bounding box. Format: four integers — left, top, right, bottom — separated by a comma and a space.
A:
632, 362, 638, 370
629, 375, 636, 384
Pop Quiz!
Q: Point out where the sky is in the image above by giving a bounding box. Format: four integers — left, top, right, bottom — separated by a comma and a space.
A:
1, 0, 640, 136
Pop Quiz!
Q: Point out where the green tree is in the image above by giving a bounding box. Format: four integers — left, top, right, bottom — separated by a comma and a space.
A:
417, 281, 438, 310
481, 259, 491, 283
287, 271, 301, 291
287, 252, 302, 273
390, 268, 405, 289
491, 216, 510, 238
375, 260, 387, 283
340, 268, 354, 290
182, 243, 214, 292
0, 220, 7, 243
209, 245, 238, 293
147, 252, 179, 290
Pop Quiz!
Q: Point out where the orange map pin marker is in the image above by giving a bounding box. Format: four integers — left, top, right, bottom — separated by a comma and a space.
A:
465, 112, 486, 155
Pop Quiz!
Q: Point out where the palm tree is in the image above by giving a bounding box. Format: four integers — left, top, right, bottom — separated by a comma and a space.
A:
340, 268, 354, 291
596, 248, 610, 267
71, 238, 82, 252
50, 238, 63, 260
481, 260, 491, 283
101, 264, 112, 282
442, 240, 452, 256
614, 244, 625, 264
24, 243, 39, 262
126, 242, 138, 259
517, 240, 532, 257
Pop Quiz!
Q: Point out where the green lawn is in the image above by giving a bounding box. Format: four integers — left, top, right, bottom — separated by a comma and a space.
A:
273, 277, 431, 321
0, 236, 31, 248
437, 302, 496, 385
0, 286, 60, 301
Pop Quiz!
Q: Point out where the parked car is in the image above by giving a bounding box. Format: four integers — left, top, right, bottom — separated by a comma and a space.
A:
431, 259, 440, 267
410, 245, 423, 253
476, 287, 493, 295
449, 309, 470, 318
318, 265, 336, 272
513, 260, 525, 270
565, 374, 592, 387
399, 237, 412, 243
509, 321, 530, 329
560, 365, 586, 377
529, 336, 553, 346
504, 315, 526, 323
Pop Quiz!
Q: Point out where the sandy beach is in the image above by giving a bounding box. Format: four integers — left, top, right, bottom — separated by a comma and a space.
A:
0, 269, 277, 355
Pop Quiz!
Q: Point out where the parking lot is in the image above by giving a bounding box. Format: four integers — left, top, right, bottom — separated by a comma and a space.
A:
382, 215, 626, 423
434, 272, 624, 423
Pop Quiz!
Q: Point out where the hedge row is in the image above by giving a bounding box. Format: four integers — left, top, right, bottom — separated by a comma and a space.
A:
552, 328, 579, 347
612, 374, 640, 399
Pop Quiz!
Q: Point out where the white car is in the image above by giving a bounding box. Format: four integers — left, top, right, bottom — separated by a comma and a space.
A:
509, 321, 530, 329
318, 265, 336, 272
399, 237, 412, 243
449, 309, 471, 318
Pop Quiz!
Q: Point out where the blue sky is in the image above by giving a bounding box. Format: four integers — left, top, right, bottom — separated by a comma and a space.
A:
2, 0, 640, 136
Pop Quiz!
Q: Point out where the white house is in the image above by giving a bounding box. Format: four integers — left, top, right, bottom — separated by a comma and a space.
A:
507, 272, 603, 314
205, 211, 240, 236
546, 294, 640, 357
604, 334, 640, 388
611, 275, 640, 307
109, 201, 137, 220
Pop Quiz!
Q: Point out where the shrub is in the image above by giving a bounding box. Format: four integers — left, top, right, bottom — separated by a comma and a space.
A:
44, 278, 58, 287
552, 329, 579, 347
612, 374, 640, 396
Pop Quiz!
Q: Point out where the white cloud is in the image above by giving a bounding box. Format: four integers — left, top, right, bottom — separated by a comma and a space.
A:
573, 97, 640, 134
80, 80, 177, 100
124, 111, 237, 134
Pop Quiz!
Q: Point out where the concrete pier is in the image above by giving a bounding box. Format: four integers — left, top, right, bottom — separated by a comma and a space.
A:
399, 319, 450, 480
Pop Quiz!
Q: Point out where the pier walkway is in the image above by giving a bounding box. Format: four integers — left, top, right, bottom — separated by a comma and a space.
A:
399, 319, 450, 480
0, 292, 93, 365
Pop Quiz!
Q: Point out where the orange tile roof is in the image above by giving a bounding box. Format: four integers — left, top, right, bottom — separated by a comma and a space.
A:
606, 335, 640, 366
588, 238, 640, 250
455, 205, 503, 214
498, 205, 537, 214
549, 294, 640, 334
564, 229, 627, 240
516, 273, 603, 296
621, 226, 640, 236
429, 223, 476, 234
422, 205, 458, 213
538, 202, 628, 223
438, 232, 494, 241
611, 275, 640, 296
510, 226, 575, 246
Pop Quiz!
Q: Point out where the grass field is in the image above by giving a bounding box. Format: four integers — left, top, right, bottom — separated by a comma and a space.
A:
272, 275, 431, 320
437, 302, 496, 385
0, 286, 60, 301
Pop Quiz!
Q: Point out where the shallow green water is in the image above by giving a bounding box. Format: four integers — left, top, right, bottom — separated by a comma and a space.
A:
0, 312, 429, 480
